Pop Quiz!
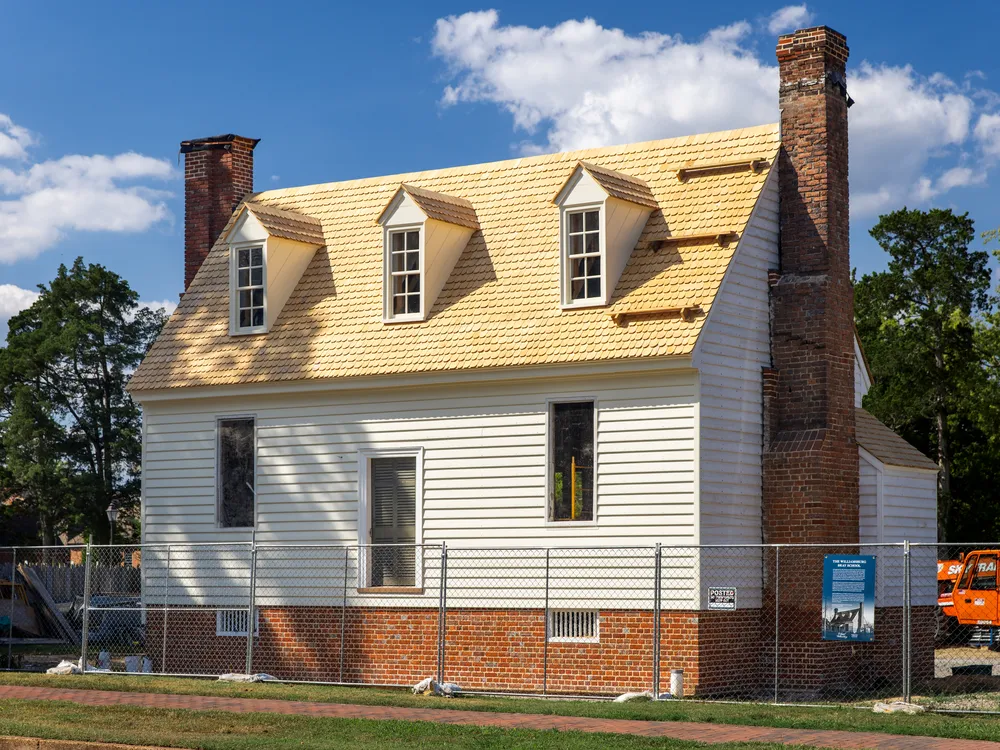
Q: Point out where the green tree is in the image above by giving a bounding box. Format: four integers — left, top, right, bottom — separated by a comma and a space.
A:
0, 258, 167, 542
854, 208, 992, 541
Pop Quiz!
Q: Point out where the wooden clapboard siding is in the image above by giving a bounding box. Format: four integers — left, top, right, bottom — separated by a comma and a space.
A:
692, 165, 779, 545
859, 454, 880, 543
142, 370, 698, 550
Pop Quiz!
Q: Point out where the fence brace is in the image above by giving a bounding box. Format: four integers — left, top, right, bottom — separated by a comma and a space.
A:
652, 543, 662, 699
903, 540, 911, 703
773, 545, 780, 704
5, 548, 15, 671
542, 548, 550, 694
339, 545, 349, 683
161, 545, 171, 673
80, 543, 92, 671
436, 542, 448, 684
245, 540, 258, 675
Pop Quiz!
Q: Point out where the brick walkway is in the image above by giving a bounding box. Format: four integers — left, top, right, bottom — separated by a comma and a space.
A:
1, 685, 998, 750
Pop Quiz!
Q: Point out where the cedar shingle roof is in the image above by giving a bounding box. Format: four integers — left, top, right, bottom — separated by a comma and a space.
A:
380, 184, 480, 230
244, 201, 325, 245
129, 123, 779, 392
856, 408, 938, 471
568, 161, 658, 208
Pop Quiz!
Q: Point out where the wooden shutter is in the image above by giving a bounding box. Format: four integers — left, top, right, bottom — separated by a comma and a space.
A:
370, 457, 417, 586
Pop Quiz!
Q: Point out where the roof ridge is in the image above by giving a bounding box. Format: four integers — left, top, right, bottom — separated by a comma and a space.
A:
255, 122, 780, 200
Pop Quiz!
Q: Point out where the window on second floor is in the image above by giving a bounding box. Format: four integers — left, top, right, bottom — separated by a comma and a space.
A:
234, 246, 265, 332
565, 209, 602, 303
388, 229, 422, 318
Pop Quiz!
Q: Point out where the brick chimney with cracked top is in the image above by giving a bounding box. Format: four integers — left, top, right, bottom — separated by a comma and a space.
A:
179, 134, 259, 291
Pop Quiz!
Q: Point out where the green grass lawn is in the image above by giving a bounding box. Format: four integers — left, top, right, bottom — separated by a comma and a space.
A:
0, 698, 805, 750
3, 672, 1000, 742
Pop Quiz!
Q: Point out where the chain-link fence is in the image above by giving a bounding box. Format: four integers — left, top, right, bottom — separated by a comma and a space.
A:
4, 541, 1000, 711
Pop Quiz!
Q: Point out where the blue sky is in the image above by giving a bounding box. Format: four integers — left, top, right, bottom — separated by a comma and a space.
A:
2, 0, 1000, 332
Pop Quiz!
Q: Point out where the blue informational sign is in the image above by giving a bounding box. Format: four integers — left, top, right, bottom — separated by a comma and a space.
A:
822, 555, 876, 642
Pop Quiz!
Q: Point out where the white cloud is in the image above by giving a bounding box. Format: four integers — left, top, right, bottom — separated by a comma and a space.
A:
0, 114, 174, 264
767, 5, 814, 35
432, 11, 1000, 218
138, 299, 177, 317
0, 115, 34, 160
0, 283, 40, 343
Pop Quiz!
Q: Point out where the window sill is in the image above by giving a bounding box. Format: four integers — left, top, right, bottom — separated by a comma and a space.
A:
230, 328, 268, 336
382, 315, 425, 325
560, 300, 607, 311
544, 520, 598, 528
357, 586, 424, 595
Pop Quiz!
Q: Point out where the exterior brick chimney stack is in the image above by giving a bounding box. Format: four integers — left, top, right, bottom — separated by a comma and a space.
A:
180, 134, 259, 291
764, 26, 858, 546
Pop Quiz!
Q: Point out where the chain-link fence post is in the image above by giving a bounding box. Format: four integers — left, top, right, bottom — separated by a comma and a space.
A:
80, 542, 92, 671
542, 548, 550, 694
903, 539, 911, 703
773, 545, 780, 704
6, 548, 15, 670
437, 542, 448, 684
340, 546, 349, 683
245, 542, 258, 675
161, 545, 171, 674
652, 543, 662, 699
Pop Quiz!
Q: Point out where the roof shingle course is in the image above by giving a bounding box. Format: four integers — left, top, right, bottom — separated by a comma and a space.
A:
856, 408, 938, 471
129, 123, 779, 392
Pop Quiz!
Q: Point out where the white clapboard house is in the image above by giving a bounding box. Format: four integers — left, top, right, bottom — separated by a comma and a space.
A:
128, 25, 937, 694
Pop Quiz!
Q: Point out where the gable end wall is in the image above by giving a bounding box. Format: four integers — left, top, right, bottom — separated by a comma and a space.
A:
693, 166, 780, 545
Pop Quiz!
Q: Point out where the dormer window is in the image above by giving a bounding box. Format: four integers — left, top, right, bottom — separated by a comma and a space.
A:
235, 246, 265, 331
566, 209, 602, 302
553, 162, 658, 309
223, 201, 324, 337
377, 184, 479, 324
389, 228, 422, 317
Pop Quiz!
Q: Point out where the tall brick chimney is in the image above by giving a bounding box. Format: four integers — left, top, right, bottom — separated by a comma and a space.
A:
762, 27, 859, 697
763, 27, 857, 547
179, 134, 259, 290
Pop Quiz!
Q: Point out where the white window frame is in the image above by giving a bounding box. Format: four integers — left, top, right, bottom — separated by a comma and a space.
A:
547, 608, 600, 643
216, 609, 259, 637
215, 415, 257, 530
559, 203, 606, 309
230, 241, 268, 335
544, 397, 599, 528
382, 224, 425, 323
356, 447, 425, 589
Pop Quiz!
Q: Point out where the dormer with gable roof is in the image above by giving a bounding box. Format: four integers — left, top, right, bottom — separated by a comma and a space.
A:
552, 162, 658, 308
375, 184, 479, 323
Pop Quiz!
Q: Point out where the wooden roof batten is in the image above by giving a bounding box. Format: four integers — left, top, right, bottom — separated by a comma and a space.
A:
647, 231, 741, 252
610, 304, 704, 326
673, 157, 770, 182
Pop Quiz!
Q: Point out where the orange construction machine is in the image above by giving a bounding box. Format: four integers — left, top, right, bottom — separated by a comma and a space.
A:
938, 552, 999, 646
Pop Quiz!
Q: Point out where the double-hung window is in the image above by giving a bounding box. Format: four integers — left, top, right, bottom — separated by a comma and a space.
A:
549, 401, 595, 522
217, 417, 255, 528
388, 229, 421, 317
566, 209, 601, 303
235, 246, 265, 331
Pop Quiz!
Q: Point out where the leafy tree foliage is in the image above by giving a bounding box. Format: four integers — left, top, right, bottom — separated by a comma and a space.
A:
855, 208, 994, 541
0, 258, 166, 543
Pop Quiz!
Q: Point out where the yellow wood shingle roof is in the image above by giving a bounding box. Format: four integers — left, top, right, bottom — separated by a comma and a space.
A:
243, 201, 325, 245
129, 123, 779, 392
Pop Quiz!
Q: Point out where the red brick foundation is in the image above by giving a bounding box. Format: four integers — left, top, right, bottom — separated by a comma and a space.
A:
143, 604, 924, 697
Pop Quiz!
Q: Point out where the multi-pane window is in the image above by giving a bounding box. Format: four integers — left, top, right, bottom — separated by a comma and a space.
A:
218, 418, 255, 528
550, 402, 595, 522
370, 456, 417, 586
389, 229, 421, 316
566, 209, 601, 302
236, 246, 264, 329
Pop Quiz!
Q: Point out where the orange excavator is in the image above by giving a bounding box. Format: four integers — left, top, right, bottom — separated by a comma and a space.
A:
938, 552, 999, 646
